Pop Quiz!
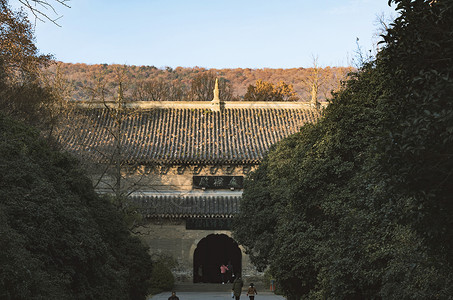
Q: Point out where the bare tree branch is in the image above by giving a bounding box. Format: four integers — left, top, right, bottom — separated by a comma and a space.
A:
18, 0, 70, 26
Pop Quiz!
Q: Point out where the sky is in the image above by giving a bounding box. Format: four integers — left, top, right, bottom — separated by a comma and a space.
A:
14, 0, 397, 69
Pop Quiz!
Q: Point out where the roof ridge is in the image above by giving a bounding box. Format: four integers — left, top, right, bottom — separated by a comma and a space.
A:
74, 100, 322, 110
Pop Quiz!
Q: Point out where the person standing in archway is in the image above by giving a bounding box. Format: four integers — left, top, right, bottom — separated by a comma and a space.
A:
220, 263, 229, 284
227, 261, 234, 283
197, 264, 203, 282
232, 275, 244, 300
246, 283, 257, 300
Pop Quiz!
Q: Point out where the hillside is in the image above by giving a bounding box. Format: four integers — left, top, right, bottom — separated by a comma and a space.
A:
45, 63, 354, 102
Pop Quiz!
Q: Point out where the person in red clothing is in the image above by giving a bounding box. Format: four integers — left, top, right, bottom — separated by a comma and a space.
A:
220, 263, 229, 284
246, 283, 257, 300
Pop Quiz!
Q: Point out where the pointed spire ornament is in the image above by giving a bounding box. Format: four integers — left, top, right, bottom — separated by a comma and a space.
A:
213, 78, 220, 102
211, 78, 223, 112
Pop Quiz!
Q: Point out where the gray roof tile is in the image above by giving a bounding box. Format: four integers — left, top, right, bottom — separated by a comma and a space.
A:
58, 107, 319, 165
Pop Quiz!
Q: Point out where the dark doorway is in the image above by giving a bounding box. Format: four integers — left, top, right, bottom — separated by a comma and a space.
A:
193, 234, 241, 283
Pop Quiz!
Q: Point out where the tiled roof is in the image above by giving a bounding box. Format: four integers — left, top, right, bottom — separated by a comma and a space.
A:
58, 105, 319, 165
132, 194, 241, 218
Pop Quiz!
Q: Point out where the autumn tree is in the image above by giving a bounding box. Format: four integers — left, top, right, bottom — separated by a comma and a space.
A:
243, 80, 299, 101
132, 78, 187, 101
87, 67, 133, 195
189, 71, 236, 101
68, 66, 151, 230
304, 56, 322, 109
1, 0, 73, 137
275, 81, 300, 101
0, 1, 52, 79
42, 63, 358, 103
37, 62, 76, 140
0, 0, 60, 131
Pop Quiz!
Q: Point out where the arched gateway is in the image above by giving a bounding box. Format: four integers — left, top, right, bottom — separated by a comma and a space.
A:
57, 92, 321, 282
194, 234, 241, 283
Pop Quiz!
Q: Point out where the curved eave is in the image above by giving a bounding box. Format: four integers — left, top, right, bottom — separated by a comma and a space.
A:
145, 214, 235, 219
127, 158, 261, 166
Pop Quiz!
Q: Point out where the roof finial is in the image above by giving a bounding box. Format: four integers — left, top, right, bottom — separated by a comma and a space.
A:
211, 78, 223, 112
213, 78, 220, 102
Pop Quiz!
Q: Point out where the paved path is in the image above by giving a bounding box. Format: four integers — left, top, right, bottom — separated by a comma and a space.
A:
148, 291, 285, 300
147, 282, 286, 300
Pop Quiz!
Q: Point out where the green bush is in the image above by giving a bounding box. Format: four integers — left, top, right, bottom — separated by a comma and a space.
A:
0, 113, 153, 300
148, 256, 175, 295
233, 1, 453, 298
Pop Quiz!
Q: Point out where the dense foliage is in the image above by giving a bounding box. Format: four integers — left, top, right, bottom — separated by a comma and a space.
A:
0, 113, 153, 299
0, 0, 51, 80
0, 0, 56, 130
1, 1, 153, 299
233, 0, 453, 299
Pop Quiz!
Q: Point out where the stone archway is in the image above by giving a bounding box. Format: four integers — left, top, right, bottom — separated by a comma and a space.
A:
193, 234, 242, 283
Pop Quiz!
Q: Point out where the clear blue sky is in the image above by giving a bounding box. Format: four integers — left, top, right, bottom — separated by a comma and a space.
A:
15, 0, 397, 69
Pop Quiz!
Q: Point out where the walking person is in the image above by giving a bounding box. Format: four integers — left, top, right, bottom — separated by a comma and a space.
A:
220, 263, 229, 284
232, 275, 244, 300
168, 291, 179, 300
227, 261, 234, 283
246, 283, 258, 300
197, 264, 203, 282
